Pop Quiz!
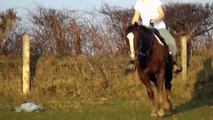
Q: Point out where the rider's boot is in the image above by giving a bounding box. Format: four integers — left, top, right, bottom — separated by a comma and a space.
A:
172, 55, 182, 73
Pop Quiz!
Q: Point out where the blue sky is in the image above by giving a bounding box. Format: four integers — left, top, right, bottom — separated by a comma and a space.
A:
0, 0, 212, 17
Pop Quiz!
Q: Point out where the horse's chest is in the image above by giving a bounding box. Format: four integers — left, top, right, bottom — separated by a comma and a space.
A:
147, 59, 164, 72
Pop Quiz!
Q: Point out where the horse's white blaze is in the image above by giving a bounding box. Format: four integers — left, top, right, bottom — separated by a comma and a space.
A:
127, 32, 135, 59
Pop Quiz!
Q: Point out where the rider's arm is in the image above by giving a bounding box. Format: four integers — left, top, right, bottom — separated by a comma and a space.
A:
131, 10, 140, 25
151, 5, 165, 23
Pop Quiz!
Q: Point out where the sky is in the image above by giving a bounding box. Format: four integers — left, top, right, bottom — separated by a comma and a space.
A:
0, 0, 212, 17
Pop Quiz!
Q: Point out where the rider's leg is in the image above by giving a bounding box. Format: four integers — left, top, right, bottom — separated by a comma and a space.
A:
158, 28, 182, 73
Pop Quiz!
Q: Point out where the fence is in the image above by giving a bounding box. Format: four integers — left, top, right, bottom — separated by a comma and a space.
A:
22, 33, 30, 94
21, 34, 188, 94
181, 36, 187, 81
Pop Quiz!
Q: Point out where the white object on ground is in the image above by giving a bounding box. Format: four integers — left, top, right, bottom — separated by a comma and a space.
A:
14, 102, 43, 112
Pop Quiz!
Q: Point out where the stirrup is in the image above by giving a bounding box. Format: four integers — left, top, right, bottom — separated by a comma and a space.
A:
173, 64, 182, 73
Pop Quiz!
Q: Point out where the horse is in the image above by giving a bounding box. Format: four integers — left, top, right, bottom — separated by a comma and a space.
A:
126, 22, 173, 117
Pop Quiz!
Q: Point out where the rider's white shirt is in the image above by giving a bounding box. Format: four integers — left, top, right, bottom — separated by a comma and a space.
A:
134, 0, 166, 29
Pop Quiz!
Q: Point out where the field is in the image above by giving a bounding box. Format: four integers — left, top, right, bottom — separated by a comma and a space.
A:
0, 102, 212, 120
0, 49, 212, 120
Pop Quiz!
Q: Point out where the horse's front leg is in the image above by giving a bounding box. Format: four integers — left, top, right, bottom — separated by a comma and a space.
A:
146, 84, 158, 117
138, 70, 157, 117
156, 70, 165, 117
164, 80, 173, 111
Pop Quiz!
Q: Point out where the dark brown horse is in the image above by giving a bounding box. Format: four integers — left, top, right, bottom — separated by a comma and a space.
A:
126, 23, 173, 117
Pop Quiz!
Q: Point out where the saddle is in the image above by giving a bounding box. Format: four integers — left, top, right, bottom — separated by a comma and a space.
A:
152, 28, 168, 47
149, 22, 167, 47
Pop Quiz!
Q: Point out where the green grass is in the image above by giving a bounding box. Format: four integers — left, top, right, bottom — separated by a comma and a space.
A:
0, 99, 212, 120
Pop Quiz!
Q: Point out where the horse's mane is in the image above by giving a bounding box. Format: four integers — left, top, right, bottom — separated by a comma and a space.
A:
137, 25, 153, 50
137, 26, 154, 68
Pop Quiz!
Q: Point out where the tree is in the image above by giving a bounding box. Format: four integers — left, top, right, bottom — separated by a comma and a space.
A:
100, 4, 133, 54
164, 3, 213, 66
164, 3, 213, 41
0, 9, 18, 54
29, 7, 80, 55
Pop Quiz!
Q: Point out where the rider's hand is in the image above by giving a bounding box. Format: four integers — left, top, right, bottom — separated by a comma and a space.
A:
151, 18, 158, 23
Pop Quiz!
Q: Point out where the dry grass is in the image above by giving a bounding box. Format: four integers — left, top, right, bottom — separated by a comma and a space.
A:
0, 49, 212, 111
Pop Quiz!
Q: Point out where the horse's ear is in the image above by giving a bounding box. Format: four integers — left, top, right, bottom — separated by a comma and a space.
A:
126, 22, 138, 34
133, 22, 139, 27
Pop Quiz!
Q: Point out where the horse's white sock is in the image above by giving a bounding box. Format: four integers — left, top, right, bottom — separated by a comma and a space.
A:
127, 32, 135, 59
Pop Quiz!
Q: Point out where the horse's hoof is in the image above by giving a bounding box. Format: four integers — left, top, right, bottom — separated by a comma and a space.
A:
150, 109, 158, 117
164, 101, 172, 111
150, 111, 158, 117
157, 109, 165, 117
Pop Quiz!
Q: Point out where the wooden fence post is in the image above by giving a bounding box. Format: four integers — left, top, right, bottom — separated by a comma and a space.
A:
22, 33, 30, 94
181, 36, 187, 81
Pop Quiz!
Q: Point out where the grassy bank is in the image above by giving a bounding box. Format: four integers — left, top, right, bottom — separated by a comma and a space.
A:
0, 49, 212, 119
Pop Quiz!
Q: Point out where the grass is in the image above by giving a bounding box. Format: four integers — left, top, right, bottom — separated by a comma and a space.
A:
0, 49, 213, 119
0, 99, 212, 120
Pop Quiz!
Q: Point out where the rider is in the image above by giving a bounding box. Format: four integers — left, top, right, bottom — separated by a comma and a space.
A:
127, 0, 182, 72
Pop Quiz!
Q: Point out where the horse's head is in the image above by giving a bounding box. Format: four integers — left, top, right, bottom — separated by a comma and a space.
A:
126, 22, 153, 56
126, 22, 140, 53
